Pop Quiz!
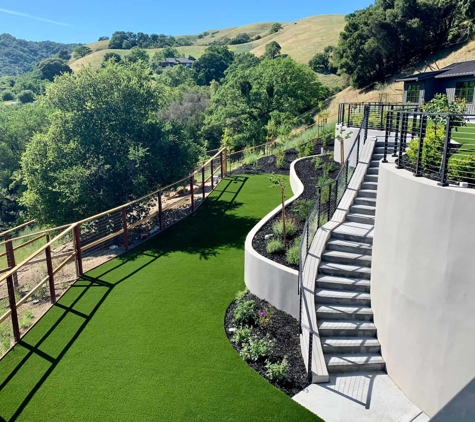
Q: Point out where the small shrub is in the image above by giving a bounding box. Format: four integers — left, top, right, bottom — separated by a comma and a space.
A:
233, 326, 253, 345
317, 178, 334, 203
323, 160, 339, 177
258, 307, 274, 327
242, 148, 261, 166
313, 155, 324, 170
286, 238, 301, 266
266, 238, 283, 254
265, 356, 289, 382
1, 90, 14, 101
235, 289, 249, 303
272, 217, 298, 238
32, 286, 48, 301
233, 300, 256, 326
18, 90, 35, 104
293, 199, 313, 221
239, 335, 275, 362
448, 155, 475, 183
296, 141, 313, 158
275, 149, 285, 168
19, 310, 34, 330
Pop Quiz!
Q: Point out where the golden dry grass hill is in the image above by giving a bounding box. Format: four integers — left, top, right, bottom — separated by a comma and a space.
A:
69, 14, 345, 88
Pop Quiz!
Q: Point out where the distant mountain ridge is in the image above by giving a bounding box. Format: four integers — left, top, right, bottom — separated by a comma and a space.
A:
0, 33, 79, 77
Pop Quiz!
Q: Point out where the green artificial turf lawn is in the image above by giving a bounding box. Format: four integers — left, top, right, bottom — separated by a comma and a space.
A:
452, 123, 475, 156
0, 174, 321, 422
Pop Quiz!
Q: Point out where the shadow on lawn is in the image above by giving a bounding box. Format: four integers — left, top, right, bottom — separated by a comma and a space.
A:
0, 175, 259, 422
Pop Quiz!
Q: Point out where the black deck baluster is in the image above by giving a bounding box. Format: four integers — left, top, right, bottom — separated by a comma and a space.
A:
414, 114, 426, 177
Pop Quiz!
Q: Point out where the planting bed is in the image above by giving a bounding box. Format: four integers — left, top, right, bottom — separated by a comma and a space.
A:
252, 154, 340, 270
225, 291, 308, 396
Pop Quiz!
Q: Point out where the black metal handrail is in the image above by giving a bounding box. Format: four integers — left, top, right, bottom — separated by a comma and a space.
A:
382, 109, 475, 188
298, 105, 370, 383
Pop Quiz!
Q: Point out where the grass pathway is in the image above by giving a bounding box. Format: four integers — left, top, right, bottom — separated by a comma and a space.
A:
0, 174, 320, 422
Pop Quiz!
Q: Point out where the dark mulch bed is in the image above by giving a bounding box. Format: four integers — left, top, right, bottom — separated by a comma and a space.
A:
229, 142, 326, 176
225, 292, 308, 396
252, 154, 340, 270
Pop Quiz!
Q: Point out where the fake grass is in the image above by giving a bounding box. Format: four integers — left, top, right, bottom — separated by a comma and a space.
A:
0, 174, 321, 422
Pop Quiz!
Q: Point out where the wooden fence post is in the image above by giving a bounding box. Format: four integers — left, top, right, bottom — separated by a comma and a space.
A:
210, 160, 214, 190
5, 242, 20, 342
190, 176, 195, 212
202, 167, 205, 199
45, 234, 56, 304
122, 207, 129, 252
158, 191, 163, 230
73, 225, 83, 277
4, 234, 18, 287
220, 151, 224, 179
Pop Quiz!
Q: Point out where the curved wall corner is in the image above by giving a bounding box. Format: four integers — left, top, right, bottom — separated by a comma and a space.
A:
372, 161, 475, 418
244, 156, 309, 319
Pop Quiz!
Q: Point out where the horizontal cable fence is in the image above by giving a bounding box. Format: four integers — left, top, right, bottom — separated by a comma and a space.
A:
0, 148, 227, 357
382, 110, 475, 188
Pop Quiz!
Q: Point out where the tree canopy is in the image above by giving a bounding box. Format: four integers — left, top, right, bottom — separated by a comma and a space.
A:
108, 31, 192, 49
193, 46, 234, 85
263, 42, 281, 60
37, 58, 72, 81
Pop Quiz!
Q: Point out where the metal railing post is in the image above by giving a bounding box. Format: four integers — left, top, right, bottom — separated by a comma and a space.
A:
327, 183, 332, 222
397, 113, 409, 169
383, 111, 391, 163
122, 207, 129, 252
438, 115, 452, 187
45, 234, 56, 304
364, 105, 369, 144
393, 111, 400, 157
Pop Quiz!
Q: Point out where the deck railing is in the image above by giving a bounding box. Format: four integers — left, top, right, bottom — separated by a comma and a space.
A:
382, 109, 475, 188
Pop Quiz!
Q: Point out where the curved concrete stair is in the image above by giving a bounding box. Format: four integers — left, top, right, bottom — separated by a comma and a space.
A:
321, 337, 381, 353
346, 213, 375, 225
318, 320, 377, 337
326, 239, 372, 255
316, 275, 370, 292
316, 305, 373, 321
322, 250, 372, 267
319, 263, 372, 279
316, 289, 371, 306
325, 353, 385, 373
350, 204, 376, 216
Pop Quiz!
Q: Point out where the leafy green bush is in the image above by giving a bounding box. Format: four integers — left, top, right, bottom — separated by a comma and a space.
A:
275, 149, 285, 168
296, 141, 313, 158
239, 335, 275, 362
448, 155, 475, 183
233, 300, 256, 326
406, 125, 445, 171
323, 160, 340, 177
318, 178, 334, 203
272, 217, 298, 238
235, 289, 248, 303
18, 90, 35, 104
265, 357, 289, 382
313, 155, 324, 170
233, 326, 253, 345
266, 239, 284, 254
286, 238, 300, 266
1, 90, 14, 101
293, 199, 313, 221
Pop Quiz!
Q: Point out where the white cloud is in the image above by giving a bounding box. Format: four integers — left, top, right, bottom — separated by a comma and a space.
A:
0, 8, 71, 27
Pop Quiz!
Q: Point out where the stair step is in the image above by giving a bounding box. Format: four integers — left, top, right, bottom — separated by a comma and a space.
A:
374, 147, 386, 154
354, 197, 377, 207
316, 289, 371, 306
322, 250, 372, 268
316, 305, 373, 321
367, 167, 379, 175
321, 337, 381, 353
318, 320, 377, 337
364, 174, 379, 183
326, 239, 373, 255
361, 182, 378, 191
376, 142, 396, 148
350, 204, 376, 216
325, 353, 385, 373
370, 160, 381, 168
332, 222, 374, 244
319, 263, 372, 279
372, 154, 384, 161
316, 275, 370, 293
346, 213, 375, 225
358, 189, 377, 199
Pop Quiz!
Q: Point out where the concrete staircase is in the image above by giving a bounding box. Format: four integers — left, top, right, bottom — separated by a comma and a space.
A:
315, 141, 388, 374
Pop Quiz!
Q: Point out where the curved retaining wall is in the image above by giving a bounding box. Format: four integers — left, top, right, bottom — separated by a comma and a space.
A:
244, 157, 307, 319
372, 161, 475, 418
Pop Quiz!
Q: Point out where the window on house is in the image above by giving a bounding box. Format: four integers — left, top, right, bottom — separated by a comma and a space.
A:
455, 81, 475, 103
406, 84, 420, 103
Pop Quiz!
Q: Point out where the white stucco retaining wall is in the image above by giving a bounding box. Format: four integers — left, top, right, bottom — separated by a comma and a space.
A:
244, 157, 308, 319
372, 160, 475, 418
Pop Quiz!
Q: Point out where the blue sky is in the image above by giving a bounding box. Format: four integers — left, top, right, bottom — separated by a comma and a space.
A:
0, 0, 373, 44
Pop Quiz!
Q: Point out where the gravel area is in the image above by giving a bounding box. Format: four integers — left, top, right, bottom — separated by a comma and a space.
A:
224, 291, 309, 397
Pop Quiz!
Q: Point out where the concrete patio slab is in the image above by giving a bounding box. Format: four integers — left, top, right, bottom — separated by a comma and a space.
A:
293, 371, 430, 422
